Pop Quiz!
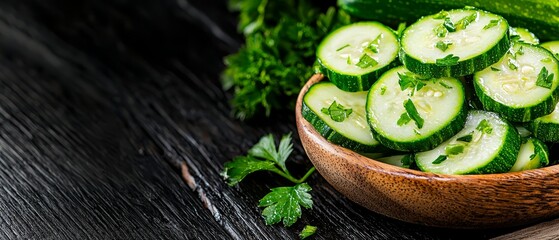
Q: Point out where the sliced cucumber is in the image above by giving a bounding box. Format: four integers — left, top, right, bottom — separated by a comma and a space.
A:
416, 110, 521, 175
317, 22, 399, 91
515, 125, 532, 138
510, 27, 539, 44
474, 42, 559, 122
510, 137, 549, 172
366, 66, 467, 151
527, 102, 559, 142
399, 9, 510, 77
541, 41, 559, 60
377, 154, 414, 168
302, 81, 384, 152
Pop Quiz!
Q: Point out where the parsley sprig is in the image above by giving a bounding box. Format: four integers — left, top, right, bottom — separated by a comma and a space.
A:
221, 133, 316, 227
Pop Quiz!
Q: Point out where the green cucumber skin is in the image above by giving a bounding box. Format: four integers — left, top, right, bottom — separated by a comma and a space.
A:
531, 137, 550, 168
469, 125, 521, 174
301, 102, 386, 153
338, 0, 559, 41
399, 33, 511, 78
474, 82, 559, 123
527, 120, 559, 143
317, 60, 399, 92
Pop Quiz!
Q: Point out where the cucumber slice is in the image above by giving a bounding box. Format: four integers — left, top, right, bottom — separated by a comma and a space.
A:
400, 9, 510, 77
316, 22, 399, 91
516, 125, 532, 138
541, 41, 559, 60
474, 42, 559, 122
510, 137, 549, 172
302, 81, 384, 152
377, 154, 414, 168
510, 27, 539, 44
366, 66, 467, 151
527, 102, 559, 142
416, 110, 521, 175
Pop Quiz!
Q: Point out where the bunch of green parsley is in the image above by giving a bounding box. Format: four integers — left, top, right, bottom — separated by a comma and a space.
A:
222, 0, 351, 120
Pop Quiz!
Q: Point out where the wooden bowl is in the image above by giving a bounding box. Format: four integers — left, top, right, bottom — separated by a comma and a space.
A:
296, 73, 559, 229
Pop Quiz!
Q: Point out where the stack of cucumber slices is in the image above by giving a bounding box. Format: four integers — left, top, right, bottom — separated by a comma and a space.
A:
303, 8, 559, 175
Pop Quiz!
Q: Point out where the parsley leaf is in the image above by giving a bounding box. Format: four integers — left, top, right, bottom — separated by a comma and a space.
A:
380, 85, 387, 95
336, 44, 350, 52
222, 156, 278, 186
397, 112, 412, 126
483, 19, 500, 30
356, 54, 378, 68
367, 34, 382, 53
436, 54, 460, 66
321, 101, 353, 122
455, 12, 478, 30
259, 183, 313, 227
476, 119, 493, 134
248, 133, 293, 172
404, 99, 424, 129
433, 11, 449, 19
456, 132, 474, 142
435, 41, 452, 52
300, 225, 317, 239
432, 155, 448, 164
445, 144, 465, 156
490, 66, 501, 71
443, 18, 456, 32
434, 24, 448, 38
398, 72, 426, 96
536, 67, 554, 89
508, 58, 519, 70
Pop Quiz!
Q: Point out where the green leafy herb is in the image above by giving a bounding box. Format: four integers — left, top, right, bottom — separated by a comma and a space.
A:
432, 155, 448, 164
259, 183, 313, 227
443, 18, 456, 32
380, 85, 387, 95
510, 34, 521, 42
517, 46, 524, 55
367, 34, 382, 53
397, 112, 412, 126
445, 144, 465, 156
434, 24, 448, 38
436, 54, 460, 66
455, 12, 478, 30
346, 55, 352, 65
476, 119, 493, 134
321, 101, 353, 122
404, 99, 424, 129
433, 11, 449, 19
508, 58, 519, 70
490, 67, 501, 71
223, 2, 352, 120
456, 132, 473, 142
439, 81, 453, 89
356, 54, 378, 68
541, 58, 552, 63
401, 154, 414, 168
336, 44, 350, 52
536, 67, 554, 89
398, 72, 426, 96
300, 225, 317, 239
222, 133, 315, 186
435, 41, 452, 52
483, 19, 500, 30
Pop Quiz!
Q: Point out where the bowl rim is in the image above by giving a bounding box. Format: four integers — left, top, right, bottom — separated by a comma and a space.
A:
296, 73, 559, 181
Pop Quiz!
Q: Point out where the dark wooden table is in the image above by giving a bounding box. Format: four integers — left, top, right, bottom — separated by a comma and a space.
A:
0, 0, 557, 239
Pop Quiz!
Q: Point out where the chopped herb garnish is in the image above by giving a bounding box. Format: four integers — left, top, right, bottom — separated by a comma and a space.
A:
397, 112, 412, 126
517, 46, 524, 55
434, 24, 448, 38
346, 55, 352, 65
356, 54, 378, 68
367, 34, 382, 53
404, 99, 424, 129
483, 19, 500, 30
401, 154, 414, 168
439, 81, 453, 89
510, 35, 521, 42
476, 119, 493, 134
508, 58, 519, 70
529, 152, 537, 161
432, 155, 448, 164
435, 41, 452, 52
398, 72, 426, 96
541, 58, 552, 63
443, 18, 456, 32
380, 85, 387, 95
456, 132, 473, 142
259, 183, 313, 227
536, 67, 554, 89
490, 66, 501, 71
436, 54, 460, 66
336, 44, 350, 52
433, 11, 449, 19
445, 144, 465, 156
321, 101, 353, 122
300, 225, 317, 239
455, 12, 478, 30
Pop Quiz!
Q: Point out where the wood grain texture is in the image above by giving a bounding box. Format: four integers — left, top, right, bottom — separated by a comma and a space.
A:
0, 0, 553, 239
